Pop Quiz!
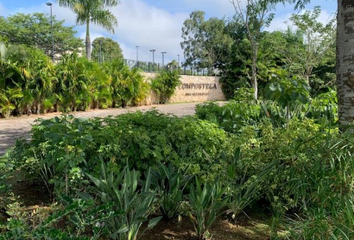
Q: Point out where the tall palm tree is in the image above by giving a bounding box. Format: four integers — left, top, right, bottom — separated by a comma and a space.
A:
58, 0, 118, 60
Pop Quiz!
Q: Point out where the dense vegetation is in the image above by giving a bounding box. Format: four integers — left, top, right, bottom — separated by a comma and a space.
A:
0, 43, 152, 117
1, 1, 353, 239
1, 90, 353, 239
181, 7, 335, 100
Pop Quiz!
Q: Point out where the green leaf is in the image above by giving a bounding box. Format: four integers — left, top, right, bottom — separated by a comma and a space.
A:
147, 216, 163, 229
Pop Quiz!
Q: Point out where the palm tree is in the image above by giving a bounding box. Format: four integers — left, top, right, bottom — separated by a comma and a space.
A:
57, 0, 118, 60
336, 0, 354, 126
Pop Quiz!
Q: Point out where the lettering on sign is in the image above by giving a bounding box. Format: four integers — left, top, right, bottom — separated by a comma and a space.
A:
185, 93, 209, 96
179, 83, 218, 90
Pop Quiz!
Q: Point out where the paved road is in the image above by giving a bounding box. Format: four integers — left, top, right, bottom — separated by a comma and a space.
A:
0, 102, 212, 155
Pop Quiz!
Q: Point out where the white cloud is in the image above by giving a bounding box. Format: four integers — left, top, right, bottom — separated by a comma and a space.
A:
110, 0, 188, 62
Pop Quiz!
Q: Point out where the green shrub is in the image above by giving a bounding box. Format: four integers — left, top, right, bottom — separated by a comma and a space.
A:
233, 88, 256, 103
151, 70, 181, 103
264, 131, 354, 239
196, 101, 261, 133
10, 115, 97, 196
10, 111, 235, 196
195, 102, 223, 125
103, 59, 149, 108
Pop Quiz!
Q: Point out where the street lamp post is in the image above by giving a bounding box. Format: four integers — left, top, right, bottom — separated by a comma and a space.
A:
150, 49, 156, 71
136, 46, 139, 62
46, 2, 54, 61
161, 52, 167, 67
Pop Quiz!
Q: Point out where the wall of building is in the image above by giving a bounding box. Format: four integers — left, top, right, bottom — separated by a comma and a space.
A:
142, 73, 226, 105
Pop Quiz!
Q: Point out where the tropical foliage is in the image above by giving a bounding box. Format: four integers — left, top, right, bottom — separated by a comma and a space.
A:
2, 93, 353, 239
0, 43, 149, 118
151, 70, 181, 104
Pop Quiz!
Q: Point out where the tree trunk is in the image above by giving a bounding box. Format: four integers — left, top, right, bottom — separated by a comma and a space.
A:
337, 0, 354, 126
86, 20, 91, 60
251, 43, 258, 100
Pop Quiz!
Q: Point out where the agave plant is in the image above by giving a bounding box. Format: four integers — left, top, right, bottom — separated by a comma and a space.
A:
150, 163, 191, 220
188, 178, 229, 240
86, 162, 162, 240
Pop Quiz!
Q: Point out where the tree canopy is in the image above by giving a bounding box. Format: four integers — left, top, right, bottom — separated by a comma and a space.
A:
92, 37, 123, 63
181, 11, 233, 70
0, 13, 83, 59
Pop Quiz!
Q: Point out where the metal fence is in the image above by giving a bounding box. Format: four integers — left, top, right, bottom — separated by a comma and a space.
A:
123, 59, 218, 76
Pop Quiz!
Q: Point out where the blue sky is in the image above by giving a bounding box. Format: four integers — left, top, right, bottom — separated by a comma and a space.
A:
0, 0, 337, 63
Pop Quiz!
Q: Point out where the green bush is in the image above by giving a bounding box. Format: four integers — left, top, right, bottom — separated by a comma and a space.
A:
10, 110, 235, 196
261, 130, 354, 239
196, 101, 261, 133
151, 70, 181, 104
1, 47, 150, 117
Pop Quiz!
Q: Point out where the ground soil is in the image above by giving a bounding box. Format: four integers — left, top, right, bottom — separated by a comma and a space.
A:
142, 215, 271, 240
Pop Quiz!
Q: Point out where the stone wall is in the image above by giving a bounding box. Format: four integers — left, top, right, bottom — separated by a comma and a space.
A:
142, 73, 226, 105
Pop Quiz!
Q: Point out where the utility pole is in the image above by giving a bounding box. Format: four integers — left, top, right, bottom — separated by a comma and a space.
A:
46, 2, 54, 61
161, 52, 167, 67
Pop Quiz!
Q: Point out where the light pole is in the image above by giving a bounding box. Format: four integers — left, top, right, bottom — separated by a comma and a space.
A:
150, 49, 156, 64
46, 2, 54, 61
161, 52, 167, 67
136, 46, 139, 62
150, 49, 156, 71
